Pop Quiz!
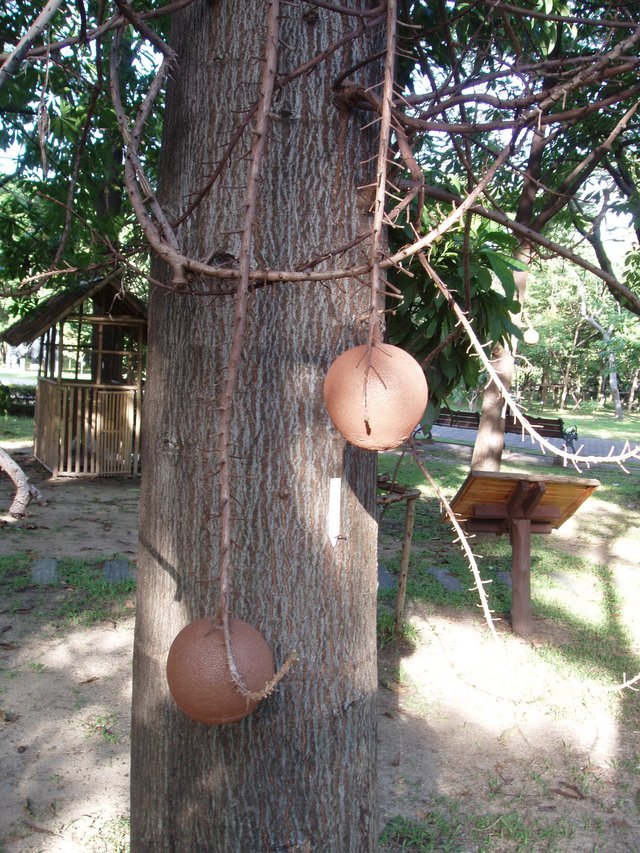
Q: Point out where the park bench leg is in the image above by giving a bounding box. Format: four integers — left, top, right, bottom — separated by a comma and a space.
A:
510, 519, 533, 637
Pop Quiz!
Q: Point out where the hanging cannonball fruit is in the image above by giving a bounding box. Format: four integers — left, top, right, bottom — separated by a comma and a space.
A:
166, 616, 275, 725
323, 343, 428, 451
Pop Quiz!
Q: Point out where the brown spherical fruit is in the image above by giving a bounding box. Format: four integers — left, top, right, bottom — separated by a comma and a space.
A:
323, 343, 428, 451
166, 616, 275, 725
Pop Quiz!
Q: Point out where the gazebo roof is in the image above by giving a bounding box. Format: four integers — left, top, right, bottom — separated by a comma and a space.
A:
1, 269, 147, 346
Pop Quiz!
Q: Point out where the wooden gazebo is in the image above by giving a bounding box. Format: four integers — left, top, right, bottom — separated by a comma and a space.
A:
2, 270, 146, 476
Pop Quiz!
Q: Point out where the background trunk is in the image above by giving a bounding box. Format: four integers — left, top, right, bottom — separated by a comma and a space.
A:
579, 286, 624, 421
471, 248, 530, 471
560, 325, 581, 410
130, 3, 383, 851
628, 367, 639, 412
608, 350, 624, 420
470, 343, 514, 472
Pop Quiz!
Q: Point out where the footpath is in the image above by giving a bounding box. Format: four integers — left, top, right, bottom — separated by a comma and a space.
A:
430, 424, 640, 467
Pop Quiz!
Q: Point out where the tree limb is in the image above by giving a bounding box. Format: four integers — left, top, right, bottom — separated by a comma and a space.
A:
417, 183, 640, 316
0, 0, 65, 93
0, 448, 45, 518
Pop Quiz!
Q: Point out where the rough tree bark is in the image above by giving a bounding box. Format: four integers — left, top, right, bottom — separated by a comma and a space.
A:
130, 2, 383, 851
471, 248, 531, 472
579, 283, 624, 420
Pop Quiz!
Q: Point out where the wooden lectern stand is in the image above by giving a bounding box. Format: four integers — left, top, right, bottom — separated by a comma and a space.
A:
449, 470, 600, 636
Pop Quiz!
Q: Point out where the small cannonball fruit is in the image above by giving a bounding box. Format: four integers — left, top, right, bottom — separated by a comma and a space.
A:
323, 343, 428, 451
166, 616, 275, 725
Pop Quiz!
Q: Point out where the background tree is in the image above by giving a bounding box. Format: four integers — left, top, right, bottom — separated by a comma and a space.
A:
514, 255, 640, 413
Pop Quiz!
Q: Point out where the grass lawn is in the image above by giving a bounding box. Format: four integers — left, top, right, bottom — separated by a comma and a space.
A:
377, 447, 640, 692
522, 403, 640, 444
377, 445, 640, 852
0, 414, 34, 445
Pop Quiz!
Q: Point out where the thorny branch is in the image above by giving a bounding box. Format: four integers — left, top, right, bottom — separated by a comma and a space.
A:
0, 0, 65, 93
416, 253, 640, 470
109, 24, 185, 284
410, 446, 499, 639
213, 0, 297, 700
0, 0, 196, 64
9, 1, 639, 315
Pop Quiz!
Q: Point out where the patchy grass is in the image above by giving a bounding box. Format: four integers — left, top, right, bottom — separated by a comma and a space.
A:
377, 448, 640, 727
517, 402, 640, 445
56, 557, 136, 624
379, 798, 576, 852
377, 610, 421, 650
379, 801, 464, 852
0, 552, 136, 626
0, 414, 34, 445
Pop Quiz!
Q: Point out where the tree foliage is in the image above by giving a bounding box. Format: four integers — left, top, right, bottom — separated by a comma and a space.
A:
0, 0, 163, 294
2, 1, 639, 372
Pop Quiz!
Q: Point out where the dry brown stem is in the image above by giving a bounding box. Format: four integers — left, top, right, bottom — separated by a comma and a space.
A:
366, 0, 396, 349
204, 0, 297, 701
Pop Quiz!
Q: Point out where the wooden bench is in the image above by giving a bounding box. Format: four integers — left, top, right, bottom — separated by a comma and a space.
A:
0, 384, 36, 417
431, 408, 578, 453
504, 409, 578, 452
449, 470, 600, 636
434, 409, 480, 430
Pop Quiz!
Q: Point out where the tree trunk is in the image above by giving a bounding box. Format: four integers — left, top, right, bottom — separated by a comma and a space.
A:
130, 3, 382, 851
560, 324, 581, 409
599, 372, 607, 406
608, 348, 624, 420
579, 286, 624, 421
628, 367, 639, 413
540, 368, 550, 409
470, 344, 514, 472
471, 248, 530, 472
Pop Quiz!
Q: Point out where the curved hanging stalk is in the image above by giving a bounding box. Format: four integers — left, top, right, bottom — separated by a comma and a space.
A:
367, 0, 396, 346
410, 446, 499, 639
360, 0, 396, 429
214, 0, 296, 700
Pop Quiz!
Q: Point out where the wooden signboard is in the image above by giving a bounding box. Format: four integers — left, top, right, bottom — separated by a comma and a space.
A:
449, 470, 600, 636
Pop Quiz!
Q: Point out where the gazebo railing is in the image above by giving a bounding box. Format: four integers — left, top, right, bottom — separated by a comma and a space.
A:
34, 378, 142, 476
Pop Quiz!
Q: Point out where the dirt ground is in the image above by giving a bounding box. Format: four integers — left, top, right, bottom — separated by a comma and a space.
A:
1, 443, 639, 852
